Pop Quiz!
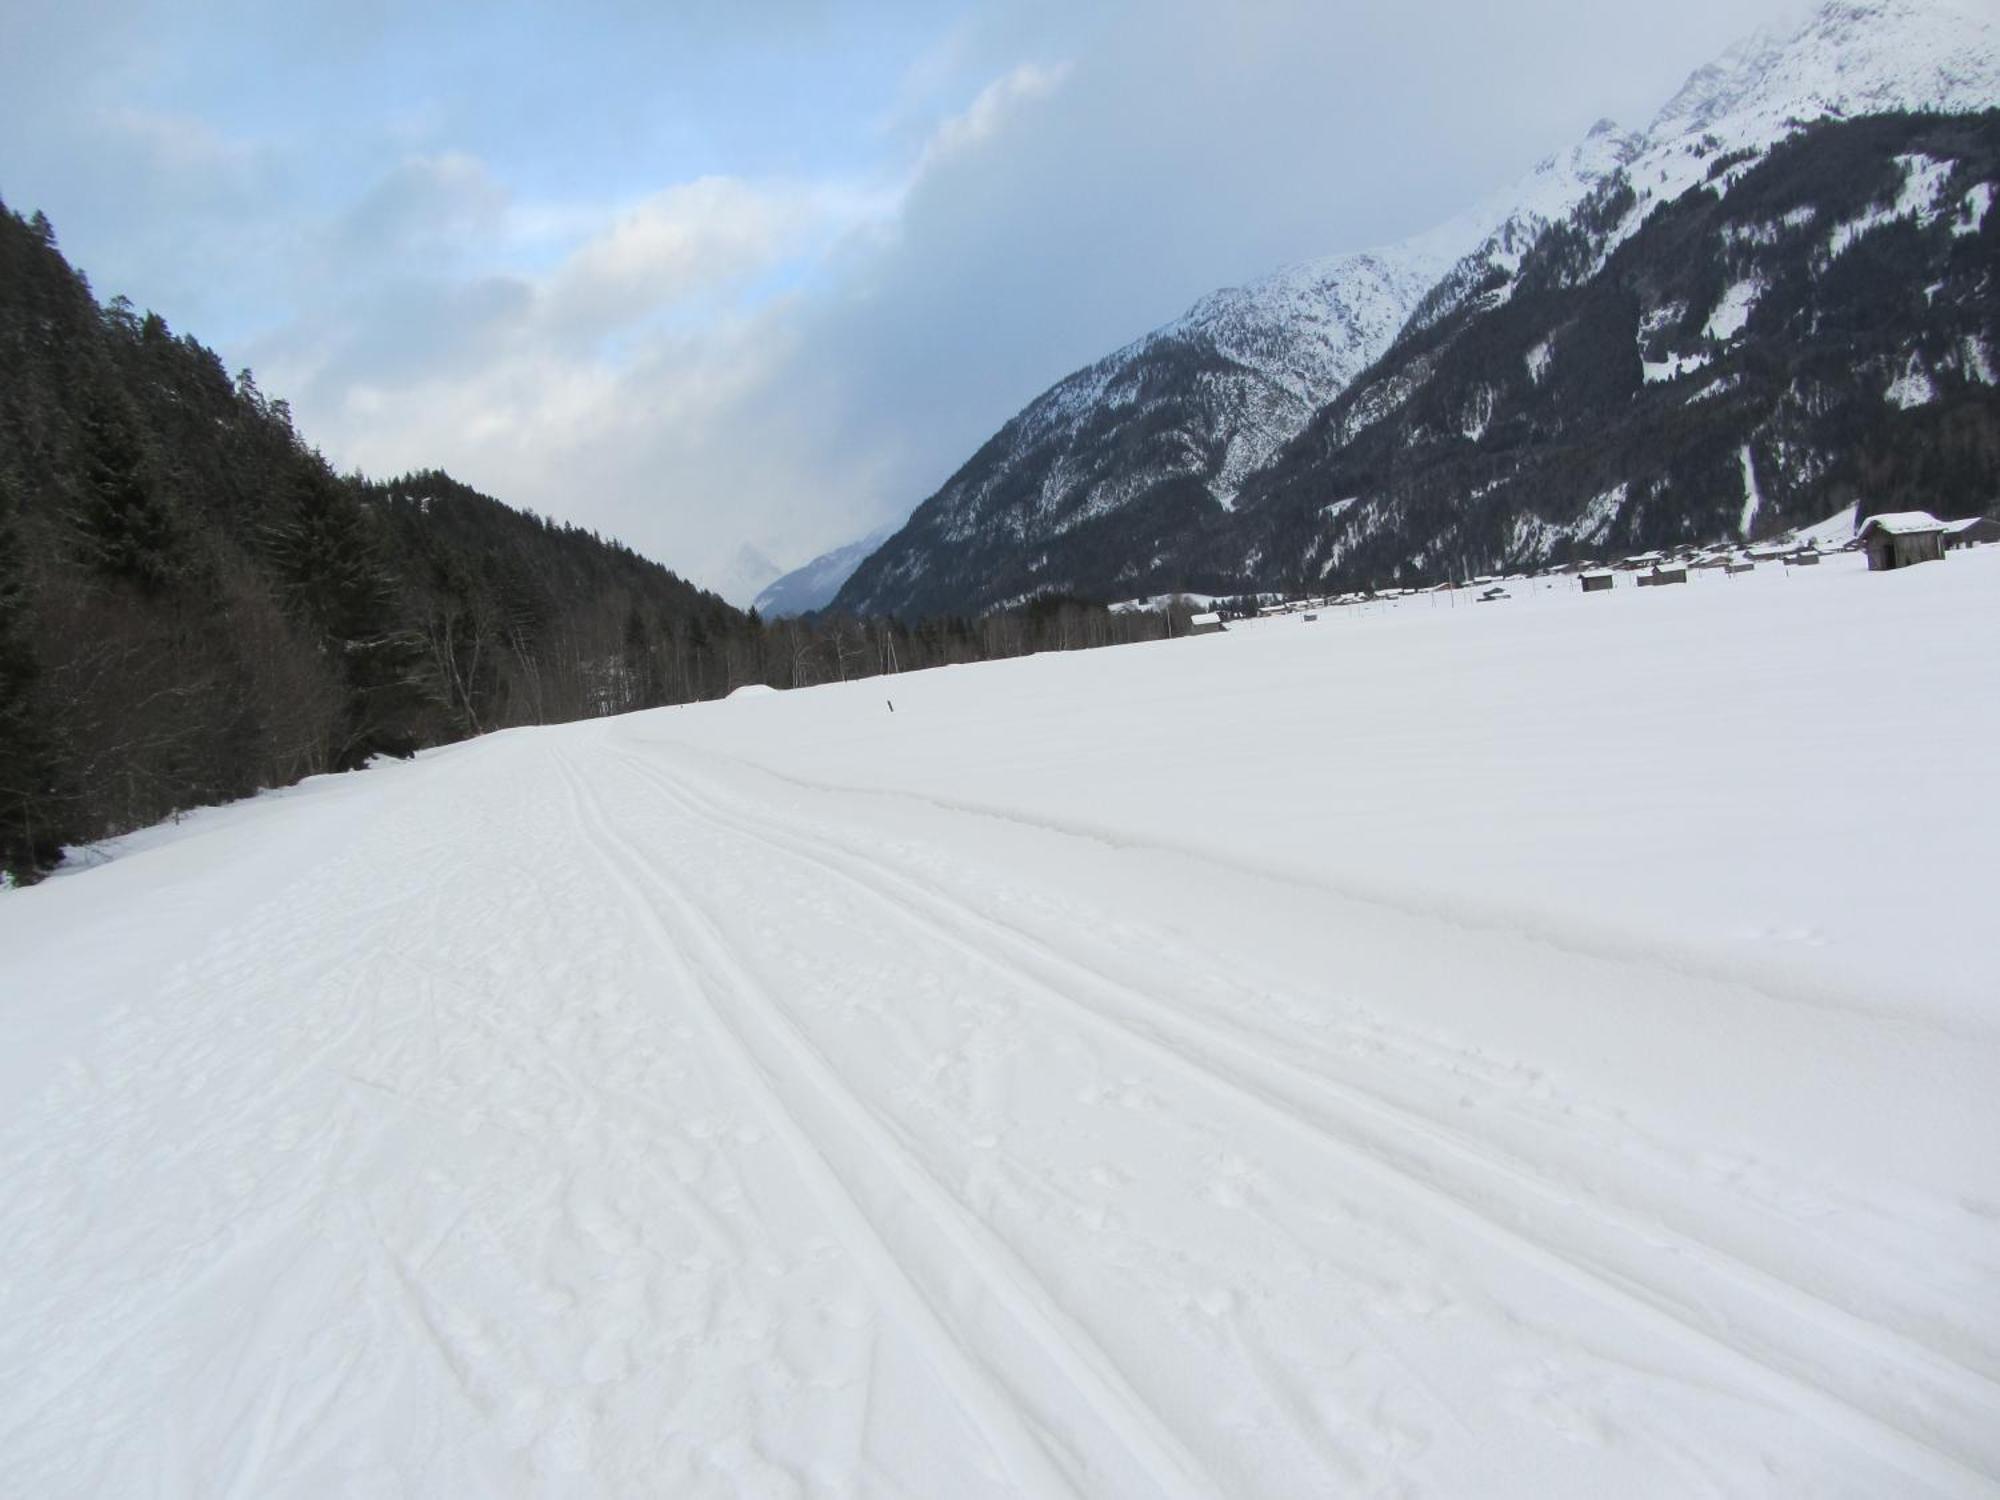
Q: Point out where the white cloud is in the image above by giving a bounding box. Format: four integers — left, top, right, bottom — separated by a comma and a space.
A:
246, 59, 1080, 592
541, 177, 822, 339
7, 0, 1808, 602
914, 60, 1073, 175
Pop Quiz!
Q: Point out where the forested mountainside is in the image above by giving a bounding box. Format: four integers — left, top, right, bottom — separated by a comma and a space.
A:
835, 0, 2000, 618
833, 128, 1635, 621
1208, 110, 2000, 591
0, 205, 1184, 880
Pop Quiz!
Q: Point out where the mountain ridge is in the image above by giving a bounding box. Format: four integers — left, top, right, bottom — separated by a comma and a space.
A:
834, 0, 2000, 618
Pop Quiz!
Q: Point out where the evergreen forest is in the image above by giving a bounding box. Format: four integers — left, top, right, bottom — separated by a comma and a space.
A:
0, 202, 1189, 881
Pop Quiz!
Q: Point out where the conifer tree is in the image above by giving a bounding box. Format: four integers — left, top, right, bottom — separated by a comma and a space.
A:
73, 393, 179, 590
0, 479, 62, 879
265, 468, 435, 766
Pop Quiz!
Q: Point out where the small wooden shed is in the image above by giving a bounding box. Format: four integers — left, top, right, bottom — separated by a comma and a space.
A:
1580, 572, 1614, 593
1186, 611, 1224, 636
1858, 512, 1948, 571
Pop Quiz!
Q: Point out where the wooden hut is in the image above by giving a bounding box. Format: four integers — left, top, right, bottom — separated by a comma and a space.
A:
1944, 516, 2000, 550
1186, 611, 1225, 635
1858, 512, 1948, 571
1580, 572, 1614, 593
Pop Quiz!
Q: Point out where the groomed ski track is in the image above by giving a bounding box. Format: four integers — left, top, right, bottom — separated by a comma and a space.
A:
3, 552, 1997, 1498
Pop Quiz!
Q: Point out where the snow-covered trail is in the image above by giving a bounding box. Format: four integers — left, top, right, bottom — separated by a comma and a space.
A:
4, 554, 1998, 1497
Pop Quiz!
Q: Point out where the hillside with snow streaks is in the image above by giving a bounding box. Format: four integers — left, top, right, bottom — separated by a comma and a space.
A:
1579, 0, 2000, 269
837, 0, 2000, 617
835, 128, 1635, 618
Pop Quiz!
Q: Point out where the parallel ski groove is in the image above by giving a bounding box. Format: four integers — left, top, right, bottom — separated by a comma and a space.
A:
554, 744, 1222, 1500
617, 745, 2000, 1497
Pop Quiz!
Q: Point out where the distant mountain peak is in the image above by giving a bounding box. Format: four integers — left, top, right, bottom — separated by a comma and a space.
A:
710, 542, 784, 609
752, 523, 900, 619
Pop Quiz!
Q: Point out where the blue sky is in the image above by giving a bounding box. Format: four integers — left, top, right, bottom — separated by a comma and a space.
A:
5, 0, 1801, 597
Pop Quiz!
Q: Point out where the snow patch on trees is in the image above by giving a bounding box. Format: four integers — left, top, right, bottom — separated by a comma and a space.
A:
1643, 351, 1710, 384
1827, 152, 1957, 258
1886, 354, 1938, 409
1960, 335, 1997, 385
1576, 482, 1628, 543
1525, 337, 1555, 385
1954, 180, 1995, 235
1739, 444, 1764, 536
1704, 278, 1762, 342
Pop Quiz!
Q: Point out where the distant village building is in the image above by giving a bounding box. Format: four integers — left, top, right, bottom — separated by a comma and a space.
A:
1580, 572, 1615, 593
1858, 512, 1948, 571
1186, 611, 1225, 635
1943, 516, 2000, 549
1636, 565, 1689, 587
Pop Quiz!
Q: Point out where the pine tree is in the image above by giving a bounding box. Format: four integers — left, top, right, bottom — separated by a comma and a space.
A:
265, 468, 436, 767
0, 479, 63, 879
73, 392, 180, 590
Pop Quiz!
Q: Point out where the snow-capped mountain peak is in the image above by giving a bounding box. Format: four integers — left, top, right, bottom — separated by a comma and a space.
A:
1651, 0, 2000, 146
834, 0, 2000, 621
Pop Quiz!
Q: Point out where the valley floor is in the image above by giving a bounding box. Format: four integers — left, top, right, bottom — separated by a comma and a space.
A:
3, 550, 1997, 1498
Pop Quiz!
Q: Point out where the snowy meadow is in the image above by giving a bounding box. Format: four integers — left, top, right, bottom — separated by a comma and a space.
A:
2, 548, 1997, 1497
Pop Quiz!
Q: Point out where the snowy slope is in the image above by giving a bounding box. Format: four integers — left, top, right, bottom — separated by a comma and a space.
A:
1165, 118, 1643, 491
5, 548, 1999, 1497
835, 132, 1637, 618
1605, 0, 2000, 258
1650, 0, 2000, 158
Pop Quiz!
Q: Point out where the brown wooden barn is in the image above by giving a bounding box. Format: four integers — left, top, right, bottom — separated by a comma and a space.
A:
1858, 512, 1948, 571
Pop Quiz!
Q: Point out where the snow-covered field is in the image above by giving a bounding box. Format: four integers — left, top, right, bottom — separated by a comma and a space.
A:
4, 549, 1997, 1498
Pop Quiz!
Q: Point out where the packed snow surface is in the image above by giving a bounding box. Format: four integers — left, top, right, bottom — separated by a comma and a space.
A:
5, 550, 1999, 1498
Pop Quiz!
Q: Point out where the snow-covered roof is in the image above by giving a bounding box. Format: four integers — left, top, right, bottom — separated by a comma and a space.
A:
1858, 510, 1946, 536
1188, 612, 1222, 626
1942, 516, 1987, 533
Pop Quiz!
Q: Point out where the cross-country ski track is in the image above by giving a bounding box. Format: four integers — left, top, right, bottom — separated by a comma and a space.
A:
4, 551, 1997, 1498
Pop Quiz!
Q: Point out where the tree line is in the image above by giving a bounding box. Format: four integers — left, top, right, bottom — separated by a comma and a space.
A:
0, 201, 1192, 882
